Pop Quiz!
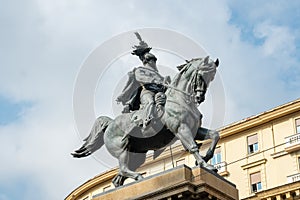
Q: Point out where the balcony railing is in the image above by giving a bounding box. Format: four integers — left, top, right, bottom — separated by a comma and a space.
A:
287, 173, 300, 183
214, 161, 229, 176
285, 133, 300, 152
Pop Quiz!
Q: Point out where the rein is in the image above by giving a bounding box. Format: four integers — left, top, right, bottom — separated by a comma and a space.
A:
162, 67, 200, 104
163, 83, 200, 106
163, 83, 194, 99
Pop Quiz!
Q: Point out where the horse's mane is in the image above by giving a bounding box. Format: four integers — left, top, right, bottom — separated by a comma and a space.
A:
172, 58, 202, 87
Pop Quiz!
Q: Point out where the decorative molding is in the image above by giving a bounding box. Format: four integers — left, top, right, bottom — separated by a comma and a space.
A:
241, 181, 300, 200
241, 159, 267, 170
219, 171, 230, 177
220, 99, 300, 138
285, 144, 300, 153
270, 151, 288, 159
65, 168, 118, 200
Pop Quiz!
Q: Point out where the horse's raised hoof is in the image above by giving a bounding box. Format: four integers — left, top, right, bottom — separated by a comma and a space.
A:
135, 174, 144, 181
196, 162, 218, 173
204, 164, 218, 173
112, 174, 126, 188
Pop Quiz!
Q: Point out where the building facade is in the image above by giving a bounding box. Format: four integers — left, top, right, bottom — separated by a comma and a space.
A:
66, 98, 300, 200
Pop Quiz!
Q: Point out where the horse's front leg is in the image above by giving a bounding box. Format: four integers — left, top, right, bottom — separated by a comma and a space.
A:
112, 174, 127, 187
175, 123, 211, 169
195, 127, 220, 162
116, 150, 143, 187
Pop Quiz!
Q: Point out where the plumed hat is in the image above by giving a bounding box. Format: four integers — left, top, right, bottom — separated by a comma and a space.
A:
131, 32, 153, 61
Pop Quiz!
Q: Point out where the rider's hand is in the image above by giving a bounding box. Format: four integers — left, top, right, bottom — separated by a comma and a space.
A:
116, 97, 123, 104
152, 79, 162, 85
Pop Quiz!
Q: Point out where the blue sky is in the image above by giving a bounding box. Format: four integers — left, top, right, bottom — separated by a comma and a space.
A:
0, 96, 31, 125
0, 1, 300, 199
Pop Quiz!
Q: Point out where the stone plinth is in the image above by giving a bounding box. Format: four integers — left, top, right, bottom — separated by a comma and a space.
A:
93, 165, 238, 200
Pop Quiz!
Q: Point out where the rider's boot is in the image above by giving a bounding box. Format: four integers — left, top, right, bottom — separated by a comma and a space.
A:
154, 92, 166, 119
141, 103, 155, 132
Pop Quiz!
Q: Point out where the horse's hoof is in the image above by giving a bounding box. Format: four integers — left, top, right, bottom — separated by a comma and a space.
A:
204, 164, 218, 173
135, 174, 144, 181
195, 160, 205, 168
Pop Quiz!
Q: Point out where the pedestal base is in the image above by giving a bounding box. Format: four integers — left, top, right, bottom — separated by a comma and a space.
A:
93, 165, 238, 200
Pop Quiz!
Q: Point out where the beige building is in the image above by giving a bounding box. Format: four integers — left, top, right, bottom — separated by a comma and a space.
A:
66, 98, 300, 200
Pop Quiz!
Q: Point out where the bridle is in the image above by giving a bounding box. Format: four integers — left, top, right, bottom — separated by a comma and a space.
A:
165, 66, 206, 105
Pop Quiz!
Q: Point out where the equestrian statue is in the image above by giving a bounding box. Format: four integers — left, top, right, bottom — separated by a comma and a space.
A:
71, 32, 220, 187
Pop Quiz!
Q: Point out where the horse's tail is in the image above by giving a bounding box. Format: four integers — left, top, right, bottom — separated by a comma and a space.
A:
71, 116, 112, 158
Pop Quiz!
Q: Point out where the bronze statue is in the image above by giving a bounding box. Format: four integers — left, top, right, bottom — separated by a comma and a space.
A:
116, 32, 170, 129
72, 33, 220, 188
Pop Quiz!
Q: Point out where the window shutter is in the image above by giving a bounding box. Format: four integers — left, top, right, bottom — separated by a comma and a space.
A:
214, 147, 221, 154
248, 134, 258, 145
296, 119, 300, 126
250, 172, 261, 184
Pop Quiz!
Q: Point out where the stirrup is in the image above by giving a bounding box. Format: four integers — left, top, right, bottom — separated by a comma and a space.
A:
143, 116, 153, 128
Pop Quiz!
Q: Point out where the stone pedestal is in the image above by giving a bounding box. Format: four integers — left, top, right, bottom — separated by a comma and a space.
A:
93, 165, 238, 200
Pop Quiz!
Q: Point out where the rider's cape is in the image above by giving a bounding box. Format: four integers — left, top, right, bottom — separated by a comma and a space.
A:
116, 66, 164, 111
116, 68, 141, 111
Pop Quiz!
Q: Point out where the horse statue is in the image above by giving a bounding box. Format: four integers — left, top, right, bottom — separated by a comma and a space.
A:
72, 56, 220, 187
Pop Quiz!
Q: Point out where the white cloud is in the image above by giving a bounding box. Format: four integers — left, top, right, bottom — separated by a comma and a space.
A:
254, 21, 296, 57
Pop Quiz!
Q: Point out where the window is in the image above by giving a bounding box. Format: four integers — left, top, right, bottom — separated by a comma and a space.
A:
296, 119, 300, 134
176, 159, 185, 166
211, 147, 221, 165
298, 157, 300, 170
248, 134, 259, 154
250, 172, 262, 193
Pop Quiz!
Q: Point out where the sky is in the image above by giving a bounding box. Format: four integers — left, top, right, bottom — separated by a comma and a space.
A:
0, 0, 300, 199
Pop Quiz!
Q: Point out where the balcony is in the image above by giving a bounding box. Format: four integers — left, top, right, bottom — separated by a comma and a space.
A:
287, 173, 300, 183
214, 161, 229, 176
285, 133, 300, 153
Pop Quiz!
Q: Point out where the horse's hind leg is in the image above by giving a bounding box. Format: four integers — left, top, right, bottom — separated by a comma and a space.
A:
119, 151, 144, 180
195, 127, 220, 162
113, 150, 143, 187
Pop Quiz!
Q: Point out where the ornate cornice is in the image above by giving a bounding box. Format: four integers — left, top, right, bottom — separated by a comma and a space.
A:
241, 158, 267, 170
220, 99, 300, 138
65, 168, 118, 200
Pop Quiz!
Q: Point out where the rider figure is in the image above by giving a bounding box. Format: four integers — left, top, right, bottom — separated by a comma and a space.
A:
116, 33, 170, 128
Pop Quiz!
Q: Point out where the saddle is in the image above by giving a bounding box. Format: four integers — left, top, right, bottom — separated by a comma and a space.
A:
130, 92, 166, 130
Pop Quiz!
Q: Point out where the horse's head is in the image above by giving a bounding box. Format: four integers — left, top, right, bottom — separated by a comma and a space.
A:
194, 56, 219, 105
176, 56, 219, 105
